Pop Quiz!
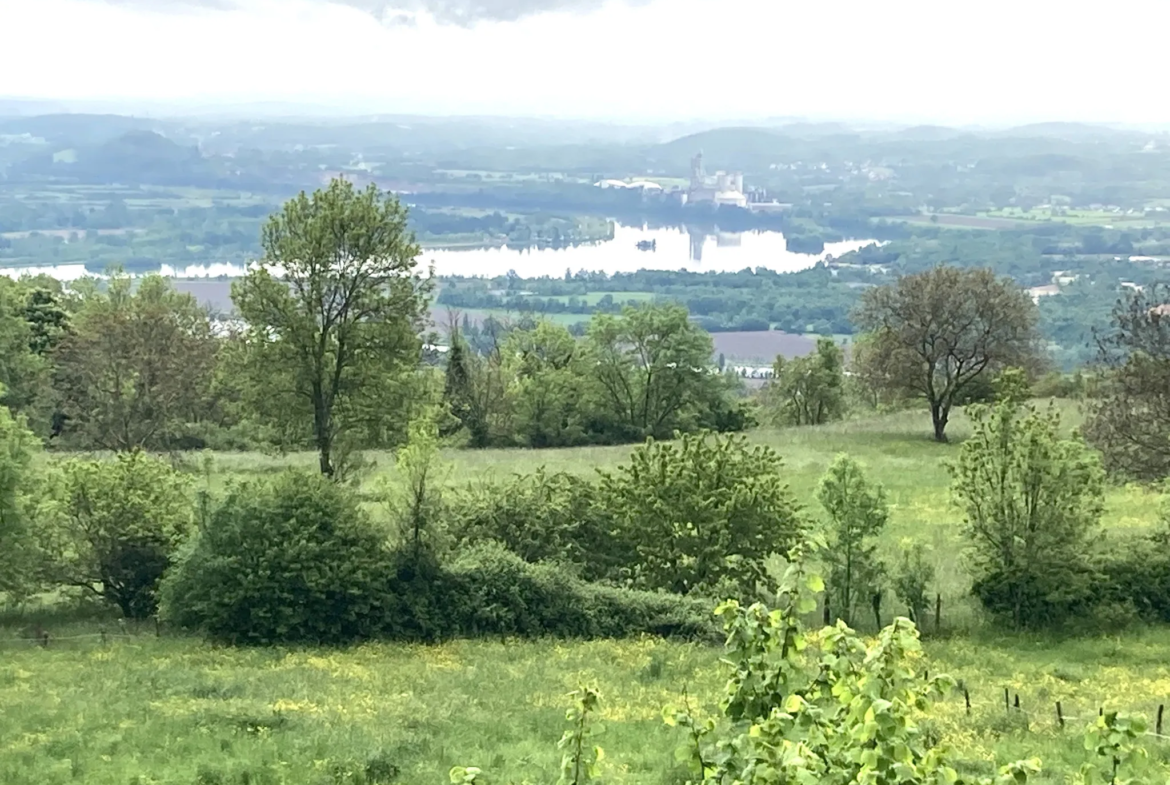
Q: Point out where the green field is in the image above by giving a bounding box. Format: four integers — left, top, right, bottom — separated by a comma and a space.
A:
888, 207, 1170, 232
3, 404, 1168, 784
537, 291, 658, 306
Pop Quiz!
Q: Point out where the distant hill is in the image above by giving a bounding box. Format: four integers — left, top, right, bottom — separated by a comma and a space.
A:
12, 129, 217, 186
0, 113, 168, 146
885, 124, 967, 142
651, 127, 790, 171
993, 122, 1145, 142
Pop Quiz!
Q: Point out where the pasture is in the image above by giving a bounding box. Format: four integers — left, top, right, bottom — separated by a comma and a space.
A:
4, 405, 1167, 784
169, 403, 1158, 629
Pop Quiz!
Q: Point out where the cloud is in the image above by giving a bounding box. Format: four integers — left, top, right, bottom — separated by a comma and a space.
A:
87, 0, 649, 25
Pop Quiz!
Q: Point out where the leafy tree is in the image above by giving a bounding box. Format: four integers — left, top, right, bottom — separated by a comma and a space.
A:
586, 304, 721, 441
39, 451, 193, 618
0, 277, 48, 422
443, 319, 512, 448
22, 282, 71, 357
231, 178, 431, 477
854, 266, 1042, 441
0, 396, 40, 601
1084, 283, 1170, 480
504, 319, 590, 448
951, 399, 1105, 628
160, 470, 391, 644
51, 272, 217, 451
817, 454, 888, 627
768, 336, 846, 426
598, 431, 802, 596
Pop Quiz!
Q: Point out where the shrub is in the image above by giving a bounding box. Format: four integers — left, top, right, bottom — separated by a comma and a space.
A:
599, 431, 803, 597
443, 542, 716, 641
892, 539, 935, 627
951, 399, 1104, 628
449, 469, 618, 580
40, 451, 192, 618
817, 454, 888, 627
159, 470, 392, 644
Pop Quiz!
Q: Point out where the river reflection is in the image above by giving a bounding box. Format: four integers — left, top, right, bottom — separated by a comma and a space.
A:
422, 225, 875, 278
0, 225, 877, 281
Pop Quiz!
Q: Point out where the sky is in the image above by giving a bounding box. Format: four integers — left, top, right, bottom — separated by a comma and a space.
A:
1, 0, 1169, 125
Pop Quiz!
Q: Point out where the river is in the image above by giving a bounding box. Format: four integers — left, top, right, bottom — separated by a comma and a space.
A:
0, 225, 877, 281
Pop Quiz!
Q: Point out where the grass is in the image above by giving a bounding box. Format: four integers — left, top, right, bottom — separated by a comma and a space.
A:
5, 402, 1169, 783
535, 291, 658, 306
199, 401, 1155, 628
6, 619, 1170, 782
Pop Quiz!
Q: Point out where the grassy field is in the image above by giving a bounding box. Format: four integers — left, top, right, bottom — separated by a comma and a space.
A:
197, 403, 1155, 628
887, 208, 1170, 231
6, 626, 1170, 785
4, 404, 1168, 784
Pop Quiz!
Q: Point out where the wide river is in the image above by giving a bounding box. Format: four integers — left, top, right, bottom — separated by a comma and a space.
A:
0, 225, 877, 281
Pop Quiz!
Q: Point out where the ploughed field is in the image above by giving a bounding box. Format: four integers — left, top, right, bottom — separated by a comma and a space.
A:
3, 403, 1166, 784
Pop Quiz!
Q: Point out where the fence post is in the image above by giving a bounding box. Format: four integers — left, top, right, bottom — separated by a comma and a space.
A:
1014, 694, 1020, 711
935, 593, 942, 634
1004, 687, 1010, 712
964, 688, 971, 716
1158, 705, 1165, 737
155, 617, 161, 638
1056, 701, 1065, 729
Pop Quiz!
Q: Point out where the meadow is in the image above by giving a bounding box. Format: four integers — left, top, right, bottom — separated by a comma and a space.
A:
3, 404, 1168, 784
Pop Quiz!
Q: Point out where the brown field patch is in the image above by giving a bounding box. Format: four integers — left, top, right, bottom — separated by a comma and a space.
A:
711, 331, 815, 363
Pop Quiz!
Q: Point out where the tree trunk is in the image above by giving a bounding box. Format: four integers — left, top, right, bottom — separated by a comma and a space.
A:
931, 402, 950, 443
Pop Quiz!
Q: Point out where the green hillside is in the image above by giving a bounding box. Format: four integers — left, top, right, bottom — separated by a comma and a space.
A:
3, 404, 1168, 784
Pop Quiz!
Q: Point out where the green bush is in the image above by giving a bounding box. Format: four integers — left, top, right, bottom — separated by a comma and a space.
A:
159, 470, 392, 644
599, 431, 803, 597
39, 451, 192, 618
449, 469, 619, 580
444, 543, 716, 641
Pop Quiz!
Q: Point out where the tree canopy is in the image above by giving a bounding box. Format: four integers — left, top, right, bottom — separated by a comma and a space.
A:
231, 178, 432, 477
854, 266, 1042, 441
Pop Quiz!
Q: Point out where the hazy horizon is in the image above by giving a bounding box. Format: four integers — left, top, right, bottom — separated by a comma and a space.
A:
2, 0, 1170, 125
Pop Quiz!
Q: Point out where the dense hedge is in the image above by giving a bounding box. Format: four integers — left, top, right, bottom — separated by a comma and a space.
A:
161, 471, 717, 645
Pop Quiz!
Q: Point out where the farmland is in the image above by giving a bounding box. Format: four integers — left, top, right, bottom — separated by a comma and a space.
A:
3, 406, 1169, 784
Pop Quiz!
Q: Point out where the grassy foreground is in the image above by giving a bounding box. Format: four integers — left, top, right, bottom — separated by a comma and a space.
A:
5, 629, 1170, 784
5, 402, 1168, 783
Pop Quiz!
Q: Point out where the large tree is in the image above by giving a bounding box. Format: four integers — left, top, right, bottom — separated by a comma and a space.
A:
1083, 283, 1170, 480
232, 178, 431, 477
853, 266, 1042, 442
0, 278, 49, 424
586, 303, 721, 441
52, 272, 217, 451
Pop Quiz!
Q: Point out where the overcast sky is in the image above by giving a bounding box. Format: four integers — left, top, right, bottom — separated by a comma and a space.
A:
1, 0, 1167, 124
